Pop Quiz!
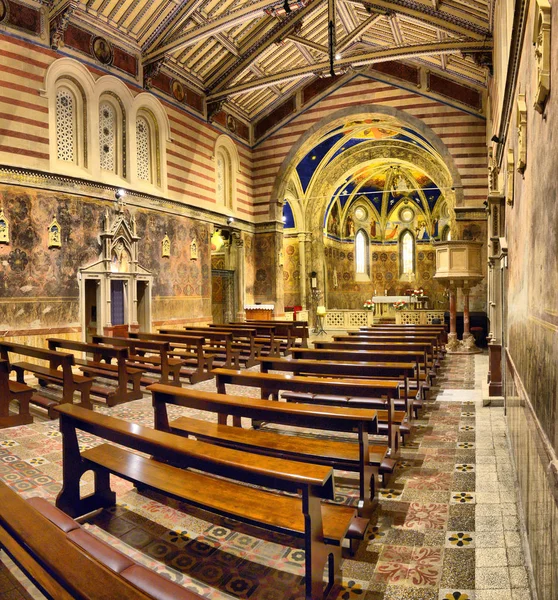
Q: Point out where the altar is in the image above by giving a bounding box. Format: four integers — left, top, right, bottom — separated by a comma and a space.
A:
372, 295, 425, 316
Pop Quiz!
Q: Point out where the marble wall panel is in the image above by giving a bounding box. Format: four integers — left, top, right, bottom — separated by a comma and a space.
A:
506, 351, 558, 600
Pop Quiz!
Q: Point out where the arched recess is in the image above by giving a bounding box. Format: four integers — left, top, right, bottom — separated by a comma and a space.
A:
94, 75, 135, 184
213, 134, 240, 215
269, 105, 464, 309
303, 141, 457, 290
42, 58, 96, 178
130, 93, 171, 193
270, 104, 464, 214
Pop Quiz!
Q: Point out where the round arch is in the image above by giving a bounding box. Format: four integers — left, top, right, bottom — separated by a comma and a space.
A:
269, 104, 465, 223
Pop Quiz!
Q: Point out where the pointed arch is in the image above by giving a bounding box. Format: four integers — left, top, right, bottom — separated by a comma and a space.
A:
399, 228, 416, 277
355, 228, 370, 281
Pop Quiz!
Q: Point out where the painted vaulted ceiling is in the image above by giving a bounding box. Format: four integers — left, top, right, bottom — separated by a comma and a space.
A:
58, 0, 494, 123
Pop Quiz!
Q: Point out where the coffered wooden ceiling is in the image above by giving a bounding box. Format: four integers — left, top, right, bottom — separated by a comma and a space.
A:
79, 0, 494, 120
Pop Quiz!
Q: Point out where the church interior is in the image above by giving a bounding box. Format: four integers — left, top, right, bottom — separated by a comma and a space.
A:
0, 0, 556, 598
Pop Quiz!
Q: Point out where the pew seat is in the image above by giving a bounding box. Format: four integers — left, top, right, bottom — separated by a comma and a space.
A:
0, 482, 204, 600
55, 404, 363, 599
169, 415, 395, 509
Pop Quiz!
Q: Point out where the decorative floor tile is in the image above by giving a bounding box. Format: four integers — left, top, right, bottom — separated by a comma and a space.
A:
456, 442, 475, 449
450, 492, 476, 504
402, 503, 449, 530
454, 464, 475, 473
379, 489, 403, 500
0, 440, 19, 447
445, 532, 475, 548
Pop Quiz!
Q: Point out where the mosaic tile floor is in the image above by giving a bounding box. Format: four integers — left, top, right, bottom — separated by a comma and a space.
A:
0, 353, 534, 600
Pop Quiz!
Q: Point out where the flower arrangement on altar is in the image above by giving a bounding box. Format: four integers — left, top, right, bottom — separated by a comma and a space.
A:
412, 288, 425, 298
393, 301, 407, 311
363, 299, 375, 311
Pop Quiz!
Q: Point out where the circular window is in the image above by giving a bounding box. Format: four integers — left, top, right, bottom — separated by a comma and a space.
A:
399, 207, 415, 222
354, 206, 367, 221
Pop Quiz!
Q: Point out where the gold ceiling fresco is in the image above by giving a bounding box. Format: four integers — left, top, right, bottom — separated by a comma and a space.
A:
63, 0, 494, 120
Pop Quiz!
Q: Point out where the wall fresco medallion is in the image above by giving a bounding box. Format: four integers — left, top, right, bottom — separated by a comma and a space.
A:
8, 249, 28, 272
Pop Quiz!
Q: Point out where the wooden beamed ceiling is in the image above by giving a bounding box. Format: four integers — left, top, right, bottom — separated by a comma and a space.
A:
76, 0, 494, 120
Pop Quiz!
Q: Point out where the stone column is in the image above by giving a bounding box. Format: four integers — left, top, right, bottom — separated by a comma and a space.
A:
462, 286, 471, 338
487, 258, 495, 342
297, 232, 310, 309
447, 284, 460, 351
233, 233, 245, 321
462, 285, 477, 350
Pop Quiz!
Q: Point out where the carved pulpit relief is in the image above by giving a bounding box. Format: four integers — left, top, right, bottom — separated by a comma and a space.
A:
506, 149, 515, 207
533, 0, 551, 114
516, 94, 527, 174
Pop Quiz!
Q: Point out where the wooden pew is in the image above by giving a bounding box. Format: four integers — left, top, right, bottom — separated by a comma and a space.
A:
55, 403, 358, 600
209, 324, 282, 356
245, 319, 309, 348
156, 328, 240, 369
47, 338, 143, 406
234, 321, 296, 354
333, 334, 442, 364
291, 347, 433, 402
361, 324, 447, 344
212, 368, 404, 455
91, 335, 187, 386
314, 340, 436, 373
150, 384, 387, 516
0, 359, 34, 427
129, 332, 216, 379
0, 342, 93, 418
259, 356, 421, 418
0, 480, 203, 600
182, 326, 261, 367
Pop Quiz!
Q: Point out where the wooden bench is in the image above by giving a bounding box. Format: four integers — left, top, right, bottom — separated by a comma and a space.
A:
361, 325, 448, 343
91, 335, 186, 386
0, 480, 203, 600
314, 340, 437, 374
0, 342, 93, 418
47, 338, 143, 406
334, 334, 442, 367
208, 324, 282, 356
54, 403, 359, 599
244, 319, 309, 349
182, 326, 261, 367
129, 332, 216, 380
259, 356, 422, 419
150, 384, 389, 516
157, 328, 240, 369
212, 368, 405, 455
0, 359, 34, 427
